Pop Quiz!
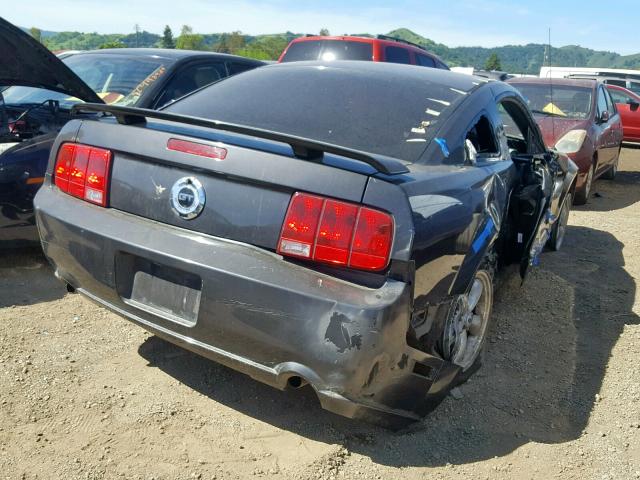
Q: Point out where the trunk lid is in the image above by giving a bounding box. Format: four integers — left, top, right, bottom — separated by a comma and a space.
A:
0, 17, 102, 103
71, 106, 404, 251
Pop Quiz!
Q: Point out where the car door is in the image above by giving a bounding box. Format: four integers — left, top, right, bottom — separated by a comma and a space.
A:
495, 94, 562, 276
608, 86, 640, 141
152, 60, 228, 109
604, 87, 624, 152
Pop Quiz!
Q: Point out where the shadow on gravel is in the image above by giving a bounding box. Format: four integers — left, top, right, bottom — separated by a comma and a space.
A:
581, 148, 640, 211
0, 247, 65, 306
137, 223, 637, 467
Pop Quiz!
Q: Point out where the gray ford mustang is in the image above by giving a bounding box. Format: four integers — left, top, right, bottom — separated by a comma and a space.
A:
34, 61, 577, 426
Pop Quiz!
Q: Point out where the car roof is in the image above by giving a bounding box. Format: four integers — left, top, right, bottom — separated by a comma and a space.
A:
508, 77, 598, 89
167, 60, 492, 165
263, 60, 481, 90
71, 48, 264, 63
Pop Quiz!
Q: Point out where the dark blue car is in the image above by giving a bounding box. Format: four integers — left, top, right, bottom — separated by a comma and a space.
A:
0, 17, 264, 247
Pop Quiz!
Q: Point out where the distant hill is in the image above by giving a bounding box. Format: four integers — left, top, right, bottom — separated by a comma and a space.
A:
388, 28, 640, 73
30, 25, 640, 74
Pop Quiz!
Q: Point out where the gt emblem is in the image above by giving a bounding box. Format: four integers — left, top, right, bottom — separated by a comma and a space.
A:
170, 177, 205, 219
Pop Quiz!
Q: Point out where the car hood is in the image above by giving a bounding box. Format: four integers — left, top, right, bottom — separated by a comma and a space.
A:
0, 17, 102, 104
534, 115, 590, 148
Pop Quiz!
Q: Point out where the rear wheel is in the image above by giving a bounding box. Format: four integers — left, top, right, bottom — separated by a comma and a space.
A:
548, 193, 572, 251
602, 149, 620, 180
441, 267, 494, 373
574, 165, 594, 205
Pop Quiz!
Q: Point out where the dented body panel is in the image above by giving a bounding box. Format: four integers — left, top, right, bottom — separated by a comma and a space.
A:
35, 63, 577, 424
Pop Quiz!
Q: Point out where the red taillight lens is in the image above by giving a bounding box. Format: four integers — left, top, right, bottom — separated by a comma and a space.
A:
315, 200, 358, 265
350, 207, 394, 270
167, 138, 227, 160
277, 192, 394, 271
54, 143, 112, 207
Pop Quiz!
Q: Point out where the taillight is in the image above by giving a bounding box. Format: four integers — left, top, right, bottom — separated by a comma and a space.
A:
54, 143, 112, 207
277, 192, 393, 271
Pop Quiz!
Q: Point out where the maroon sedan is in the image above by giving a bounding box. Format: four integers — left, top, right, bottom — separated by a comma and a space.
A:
606, 84, 640, 143
508, 78, 623, 204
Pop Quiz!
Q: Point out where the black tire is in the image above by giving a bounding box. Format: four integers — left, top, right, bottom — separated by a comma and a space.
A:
548, 192, 572, 251
602, 149, 620, 180
574, 165, 594, 205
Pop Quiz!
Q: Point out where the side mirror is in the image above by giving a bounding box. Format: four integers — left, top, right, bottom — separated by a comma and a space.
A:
629, 100, 640, 112
599, 110, 610, 123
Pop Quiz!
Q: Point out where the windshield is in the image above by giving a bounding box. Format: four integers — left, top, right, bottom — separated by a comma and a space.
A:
281, 40, 373, 62
512, 83, 593, 119
2, 87, 75, 108
166, 62, 471, 162
2, 53, 172, 109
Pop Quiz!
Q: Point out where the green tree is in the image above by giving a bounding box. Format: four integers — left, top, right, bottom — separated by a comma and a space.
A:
175, 25, 205, 50
214, 33, 230, 53
29, 27, 42, 43
319, 28, 330, 36
484, 52, 502, 71
162, 25, 175, 49
99, 40, 126, 49
227, 31, 246, 53
236, 36, 289, 60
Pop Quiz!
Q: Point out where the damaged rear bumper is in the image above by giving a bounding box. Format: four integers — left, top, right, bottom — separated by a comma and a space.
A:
35, 187, 456, 425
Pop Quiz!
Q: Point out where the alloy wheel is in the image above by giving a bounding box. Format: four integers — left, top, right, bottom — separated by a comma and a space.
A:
442, 270, 493, 371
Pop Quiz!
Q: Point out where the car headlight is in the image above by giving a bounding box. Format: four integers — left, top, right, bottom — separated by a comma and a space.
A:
555, 129, 587, 154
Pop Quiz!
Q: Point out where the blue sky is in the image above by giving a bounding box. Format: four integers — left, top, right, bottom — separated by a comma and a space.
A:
5, 0, 639, 54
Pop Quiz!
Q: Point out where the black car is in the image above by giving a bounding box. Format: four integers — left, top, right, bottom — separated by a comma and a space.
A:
0, 17, 264, 247
35, 62, 577, 426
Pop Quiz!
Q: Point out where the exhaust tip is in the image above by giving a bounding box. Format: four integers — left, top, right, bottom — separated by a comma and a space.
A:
287, 376, 307, 389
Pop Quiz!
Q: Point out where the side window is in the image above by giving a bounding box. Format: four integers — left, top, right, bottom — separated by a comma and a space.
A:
227, 62, 255, 75
608, 88, 631, 104
384, 46, 410, 64
155, 62, 227, 107
435, 60, 449, 70
415, 54, 436, 68
604, 88, 617, 116
464, 115, 500, 163
628, 82, 640, 96
596, 87, 608, 117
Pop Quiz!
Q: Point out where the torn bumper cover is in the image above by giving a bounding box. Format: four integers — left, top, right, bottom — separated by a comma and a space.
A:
35, 187, 456, 425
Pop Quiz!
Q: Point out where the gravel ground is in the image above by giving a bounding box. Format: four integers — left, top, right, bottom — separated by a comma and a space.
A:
1, 148, 639, 480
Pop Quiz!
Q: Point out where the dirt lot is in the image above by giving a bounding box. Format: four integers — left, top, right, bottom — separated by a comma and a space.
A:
1, 149, 639, 480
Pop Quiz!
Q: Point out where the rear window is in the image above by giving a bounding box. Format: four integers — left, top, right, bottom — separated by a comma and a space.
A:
64, 53, 173, 106
415, 54, 436, 68
281, 40, 373, 62
166, 63, 470, 162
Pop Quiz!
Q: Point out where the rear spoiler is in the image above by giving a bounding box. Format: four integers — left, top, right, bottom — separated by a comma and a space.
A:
72, 103, 410, 176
